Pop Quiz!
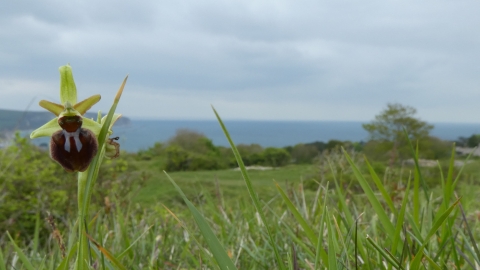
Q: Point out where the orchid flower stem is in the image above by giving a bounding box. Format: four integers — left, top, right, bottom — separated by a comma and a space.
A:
77, 171, 89, 269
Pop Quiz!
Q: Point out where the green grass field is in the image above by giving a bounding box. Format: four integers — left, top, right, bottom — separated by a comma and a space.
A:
133, 163, 317, 204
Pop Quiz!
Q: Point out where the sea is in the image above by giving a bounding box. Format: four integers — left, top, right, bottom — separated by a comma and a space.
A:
26, 120, 480, 153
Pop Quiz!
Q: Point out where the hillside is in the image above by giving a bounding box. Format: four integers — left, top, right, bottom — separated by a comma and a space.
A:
0, 109, 131, 131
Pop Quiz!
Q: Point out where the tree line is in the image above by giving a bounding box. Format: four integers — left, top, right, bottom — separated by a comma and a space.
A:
133, 103, 474, 171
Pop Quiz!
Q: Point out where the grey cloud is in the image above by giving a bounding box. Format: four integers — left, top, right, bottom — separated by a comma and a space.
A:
1, 0, 480, 122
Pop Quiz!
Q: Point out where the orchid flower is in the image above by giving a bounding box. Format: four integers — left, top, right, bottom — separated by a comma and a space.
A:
30, 64, 121, 172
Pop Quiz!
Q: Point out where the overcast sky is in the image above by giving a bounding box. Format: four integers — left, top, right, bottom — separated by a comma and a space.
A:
1, 0, 480, 122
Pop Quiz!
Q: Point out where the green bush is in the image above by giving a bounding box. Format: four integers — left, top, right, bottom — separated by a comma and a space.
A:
289, 143, 319, 164
163, 130, 230, 171
263, 147, 291, 167
0, 133, 72, 237
165, 144, 190, 171
236, 144, 264, 166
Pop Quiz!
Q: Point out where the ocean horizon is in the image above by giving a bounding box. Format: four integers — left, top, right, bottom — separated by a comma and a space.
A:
74, 120, 480, 152
25, 120, 480, 152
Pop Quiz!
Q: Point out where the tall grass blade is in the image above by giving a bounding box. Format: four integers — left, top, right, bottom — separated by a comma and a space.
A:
458, 202, 480, 265
164, 171, 237, 270
315, 184, 329, 269
85, 233, 127, 270
409, 197, 461, 268
364, 157, 395, 213
275, 182, 318, 245
366, 236, 402, 269
213, 106, 286, 270
342, 148, 395, 238
33, 210, 40, 255
6, 231, 35, 270
0, 244, 6, 270
403, 128, 429, 201
56, 243, 77, 270
326, 208, 338, 270
116, 225, 153, 259
391, 176, 411, 257
423, 253, 442, 270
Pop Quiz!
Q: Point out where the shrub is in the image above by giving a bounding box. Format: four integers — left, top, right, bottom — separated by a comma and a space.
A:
290, 143, 319, 164
0, 133, 72, 237
263, 147, 291, 167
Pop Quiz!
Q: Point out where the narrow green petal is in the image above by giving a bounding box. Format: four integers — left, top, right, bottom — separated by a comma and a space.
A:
59, 64, 77, 105
74, 94, 101, 115
30, 118, 60, 139
82, 118, 103, 136
39, 100, 64, 116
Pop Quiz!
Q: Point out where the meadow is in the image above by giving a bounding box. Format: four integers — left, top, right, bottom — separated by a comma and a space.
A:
1, 67, 480, 269
2, 119, 480, 269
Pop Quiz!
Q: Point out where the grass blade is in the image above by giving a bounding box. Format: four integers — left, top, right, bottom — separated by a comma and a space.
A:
0, 244, 6, 270
410, 197, 461, 268
213, 106, 286, 270
85, 233, 127, 270
165, 171, 237, 270
364, 157, 396, 213
275, 181, 318, 245
315, 184, 329, 269
56, 243, 77, 270
6, 231, 35, 270
116, 225, 153, 259
366, 235, 402, 269
391, 176, 411, 256
403, 127, 429, 201
326, 208, 338, 270
342, 148, 396, 238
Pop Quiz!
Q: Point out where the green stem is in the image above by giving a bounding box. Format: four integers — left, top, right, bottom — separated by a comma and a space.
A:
76, 171, 89, 269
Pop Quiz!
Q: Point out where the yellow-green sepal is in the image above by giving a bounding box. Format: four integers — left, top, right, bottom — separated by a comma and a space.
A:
30, 118, 61, 139
80, 118, 102, 136
39, 100, 64, 116
59, 64, 77, 105
75, 95, 101, 115
30, 117, 102, 139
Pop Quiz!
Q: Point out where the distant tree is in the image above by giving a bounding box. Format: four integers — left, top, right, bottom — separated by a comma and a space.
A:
263, 147, 291, 167
236, 144, 264, 166
290, 143, 319, 164
362, 103, 433, 165
305, 141, 327, 152
467, 134, 480, 148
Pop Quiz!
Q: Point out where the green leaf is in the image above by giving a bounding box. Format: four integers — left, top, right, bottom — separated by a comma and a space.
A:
165, 172, 237, 270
